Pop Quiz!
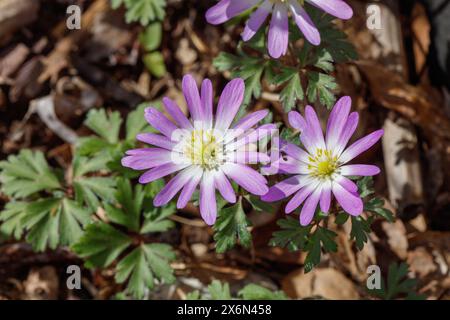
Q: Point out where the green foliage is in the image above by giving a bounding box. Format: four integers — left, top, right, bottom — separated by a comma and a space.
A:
72, 179, 176, 299
368, 263, 426, 300
213, 199, 251, 253
111, 0, 166, 25
187, 280, 288, 300
0, 150, 61, 198
139, 22, 162, 51
143, 52, 166, 78
270, 216, 337, 273
213, 7, 357, 111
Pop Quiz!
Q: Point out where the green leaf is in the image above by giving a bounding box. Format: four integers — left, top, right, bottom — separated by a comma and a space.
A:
313, 48, 334, 72
143, 51, 166, 78
365, 197, 395, 222
208, 280, 232, 300
269, 216, 312, 251
279, 71, 303, 112
368, 262, 426, 300
0, 201, 28, 239
115, 243, 176, 299
122, 0, 166, 25
84, 109, 122, 144
306, 72, 337, 109
213, 200, 251, 253
238, 284, 288, 300
76, 137, 111, 156
73, 176, 116, 212
350, 215, 373, 251
244, 195, 275, 213
139, 22, 162, 51
23, 198, 91, 251
0, 150, 61, 198
72, 222, 132, 268
125, 102, 156, 141
304, 226, 337, 273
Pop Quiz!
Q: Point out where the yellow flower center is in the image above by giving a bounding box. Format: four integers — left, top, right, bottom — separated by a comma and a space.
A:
308, 148, 339, 179
184, 129, 223, 170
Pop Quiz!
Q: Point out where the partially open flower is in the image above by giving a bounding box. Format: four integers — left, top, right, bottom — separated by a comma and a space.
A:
262, 96, 383, 225
122, 75, 273, 225
206, 0, 353, 58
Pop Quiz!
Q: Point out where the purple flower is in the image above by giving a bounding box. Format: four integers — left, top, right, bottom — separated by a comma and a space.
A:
205, 0, 353, 59
262, 96, 383, 226
122, 75, 272, 225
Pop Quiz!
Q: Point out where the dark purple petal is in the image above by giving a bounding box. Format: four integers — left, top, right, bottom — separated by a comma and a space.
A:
144, 107, 178, 138
242, 0, 272, 41
177, 167, 203, 209
121, 149, 171, 170
289, 0, 320, 45
154, 167, 197, 206
139, 163, 186, 184
307, 0, 353, 20
206, 0, 260, 25
136, 133, 175, 150
182, 74, 203, 122
162, 97, 193, 130
261, 175, 303, 202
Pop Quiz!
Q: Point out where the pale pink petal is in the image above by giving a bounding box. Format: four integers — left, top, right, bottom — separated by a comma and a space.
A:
285, 180, 318, 213
222, 163, 268, 195
201, 79, 213, 128
307, 0, 353, 20
226, 151, 270, 164
177, 167, 203, 209
139, 163, 187, 184
242, 0, 272, 41
326, 96, 351, 150
154, 167, 198, 206
214, 170, 236, 203
215, 78, 245, 131
136, 133, 175, 150
206, 0, 260, 25
162, 97, 193, 130
340, 164, 381, 176
182, 74, 203, 122
282, 142, 309, 163
288, 111, 307, 131
200, 173, 217, 225
319, 181, 331, 213
332, 181, 363, 216
268, 3, 289, 59
289, 0, 320, 45
335, 175, 358, 193
334, 111, 359, 156
261, 175, 304, 202
233, 109, 269, 131
339, 129, 384, 163
304, 105, 326, 150
121, 149, 171, 170
299, 187, 321, 226
144, 107, 178, 138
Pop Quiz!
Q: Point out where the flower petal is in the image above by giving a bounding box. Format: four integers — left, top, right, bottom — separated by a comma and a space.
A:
303, 105, 326, 150
326, 96, 351, 150
268, 3, 289, 58
222, 163, 268, 195
144, 107, 178, 138
136, 133, 175, 150
177, 167, 203, 209
121, 149, 171, 170
261, 175, 303, 202
335, 175, 358, 193
200, 172, 217, 225
182, 74, 203, 122
206, 0, 259, 25
201, 79, 213, 128
340, 164, 380, 176
319, 180, 332, 213
215, 78, 245, 131
282, 142, 309, 163
332, 181, 363, 216
226, 151, 270, 164
289, 0, 320, 45
300, 187, 321, 226
242, 0, 272, 41
307, 0, 353, 20
214, 170, 236, 203
334, 111, 359, 156
162, 97, 193, 130
139, 163, 187, 184
339, 129, 384, 163
226, 124, 276, 151
154, 167, 198, 206
288, 111, 307, 131
233, 109, 269, 131
285, 179, 318, 213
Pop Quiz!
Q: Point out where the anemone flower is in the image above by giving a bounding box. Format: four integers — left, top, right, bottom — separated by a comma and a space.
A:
262, 96, 384, 226
205, 0, 353, 59
122, 75, 273, 225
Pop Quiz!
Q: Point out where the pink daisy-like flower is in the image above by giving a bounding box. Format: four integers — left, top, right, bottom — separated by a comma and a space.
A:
262, 96, 384, 226
122, 75, 273, 225
205, 0, 353, 59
